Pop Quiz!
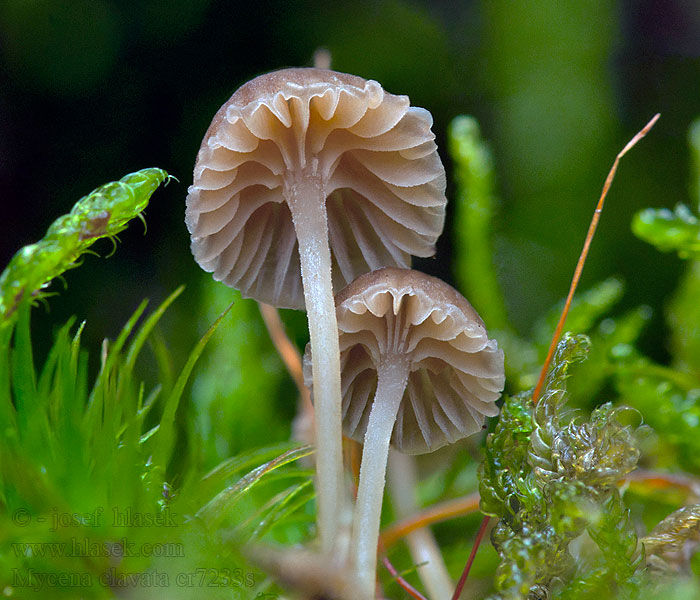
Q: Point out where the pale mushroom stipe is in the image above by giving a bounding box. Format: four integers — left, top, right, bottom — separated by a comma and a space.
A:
304, 267, 505, 596
186, 68, 447, 553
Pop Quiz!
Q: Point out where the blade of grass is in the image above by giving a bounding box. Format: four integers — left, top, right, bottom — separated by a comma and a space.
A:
44, 319, 79, 443
198, 442, 303, 497
151, 300, 236, 473
0, 325, 15, 430
86, 298, 149, 426
37, 318, 75, 402
197, 445, 314, 523
249, 479, 314, 540
256, 485, 316, 540
125, 285, 185, 371
68, 321, 87, 416
11, 305, 37, 430
147, 328, 175, 398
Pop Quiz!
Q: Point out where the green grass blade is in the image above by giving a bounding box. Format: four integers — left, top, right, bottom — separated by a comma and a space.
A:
197, 445, 315, 523
0, 325, 14, 431
125, 285, 185, 371
250, 479, 314, 541
85, 298, 148, 430
147, 329, 175, 398
68, 321, 88, 415
151, 300, 236, 473
36, 318, 75, 401
190, 442, 303, 507
10, 305, 37, 428
202, 442, 301, 483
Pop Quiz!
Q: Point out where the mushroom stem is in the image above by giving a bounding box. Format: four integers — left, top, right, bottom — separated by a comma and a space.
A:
387, 450, 453, 600
287, 175, 345, 554
351, 358, 411, 598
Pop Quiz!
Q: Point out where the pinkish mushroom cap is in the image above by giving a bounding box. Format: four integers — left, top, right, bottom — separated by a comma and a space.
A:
307, 267, 505, 454
186, 68, 446, 309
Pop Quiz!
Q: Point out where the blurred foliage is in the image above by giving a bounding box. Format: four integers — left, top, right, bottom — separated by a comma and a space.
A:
480, 1, 619, 331
632, 118, 700, 260
0, 174, 313, 599
667, 259, 700, 379
189, 283, 294, 469
448, 118, 649, 400
449, 115, 509, 333
632, 203, 700, 258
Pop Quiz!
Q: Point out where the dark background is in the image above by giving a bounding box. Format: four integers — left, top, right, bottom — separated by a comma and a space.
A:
1, 0, 699, 361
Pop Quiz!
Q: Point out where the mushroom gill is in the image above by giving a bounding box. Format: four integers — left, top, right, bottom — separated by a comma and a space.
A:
186, 68, 446, 310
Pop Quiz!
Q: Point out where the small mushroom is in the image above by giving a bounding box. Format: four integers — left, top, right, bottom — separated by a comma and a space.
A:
186, 68, 446, 552
305, 267, 504, 595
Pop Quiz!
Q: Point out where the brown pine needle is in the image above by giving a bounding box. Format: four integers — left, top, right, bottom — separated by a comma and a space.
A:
531, 113, 660, 405
347, 437, 362, 499
258, 302, 314, 417
625, 469, 700, 497
380, 493, 480, 550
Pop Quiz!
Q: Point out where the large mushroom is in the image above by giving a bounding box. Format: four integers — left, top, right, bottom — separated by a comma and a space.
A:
186, 68, 446, 552
305, 267, 504, 596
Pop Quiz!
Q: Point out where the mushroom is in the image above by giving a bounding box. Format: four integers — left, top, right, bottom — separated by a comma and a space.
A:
387, 450, 453, 600
305, 267, 504, 595
185, 68, 446, 552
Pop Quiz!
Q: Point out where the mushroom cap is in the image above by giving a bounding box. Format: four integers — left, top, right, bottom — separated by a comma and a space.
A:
186, 68, 446, 309
305, 267, 505, 454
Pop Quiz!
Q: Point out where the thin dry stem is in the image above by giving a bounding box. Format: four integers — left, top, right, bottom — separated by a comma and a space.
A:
451, 516, 491, 600
381, 493, 480, 550
313, 47, 332, 69
258, 302, 314, 419
381, 555, 429, 600
387, 451, 453, 600
532, 113, 660, 405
